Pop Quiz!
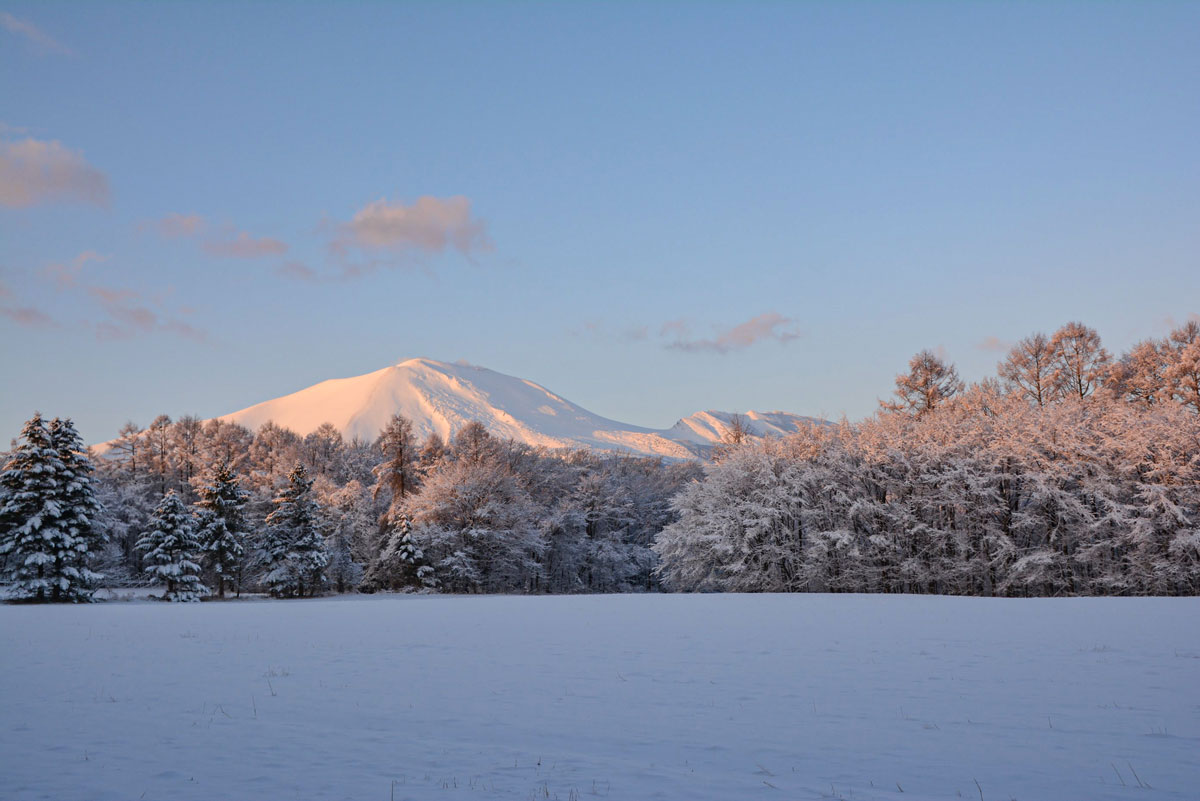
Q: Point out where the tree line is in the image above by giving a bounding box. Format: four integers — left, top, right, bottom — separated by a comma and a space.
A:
656, 320, 1200, 596
0, 410, 700, 601
2, 319, 1198, 601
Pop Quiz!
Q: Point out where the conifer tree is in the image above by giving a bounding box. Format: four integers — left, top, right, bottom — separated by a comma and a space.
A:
263, 464, 328, 597
195, 461, 248, 598
48, 417, 105, 592
1, 414, 104, 602
137, 490, 208, 601
363, 511, 423, 590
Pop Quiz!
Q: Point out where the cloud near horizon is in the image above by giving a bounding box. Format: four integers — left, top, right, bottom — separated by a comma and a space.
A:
975, 335, 1012, 352
340, 195, 491, 257
666, 312, 802, 354
0, 137, 110, 208
1, 12, 74, 57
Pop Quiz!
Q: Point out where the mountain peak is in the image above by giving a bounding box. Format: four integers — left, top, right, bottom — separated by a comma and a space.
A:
213, 360, 823, 458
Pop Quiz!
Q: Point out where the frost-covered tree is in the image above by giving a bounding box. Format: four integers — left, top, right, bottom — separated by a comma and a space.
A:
0, 414, 105, 602
48, 417, 105, 569
1165, 321, 1200, 413
1050, 321, 1110, 401
408, 453, 543, 593
195, 461, 248, 598
137, 490, 208, 602
1105, 339, 1169, 407
314, 477, 373, 592
263, 464, 328, 597
302, 422, 347, 480
249, 421, 301, 490
417, 432, 446, 478
372, 414, 417, 507
999, 333, 1055, 407
882, 350, 963, 418
145, 414, 174, 497
362, 511, 425, 591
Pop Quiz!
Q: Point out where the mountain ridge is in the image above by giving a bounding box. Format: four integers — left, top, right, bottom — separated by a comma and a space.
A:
206, 358, 824, 459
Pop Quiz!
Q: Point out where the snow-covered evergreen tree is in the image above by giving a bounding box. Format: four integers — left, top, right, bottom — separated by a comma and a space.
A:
362, 511, 424, 590
137, 490, 208, 601
48, 417, 105, 586
263, 464, 328, 597
0, 414, 104, 602
195, 461, 248, 598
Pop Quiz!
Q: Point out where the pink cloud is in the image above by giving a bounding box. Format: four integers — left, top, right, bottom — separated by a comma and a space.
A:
975, 335, 1012, 352
144, 212, 206, 239
44, 250, 107, 289
623, 325, 650, 342
203, 231, 289, 259
0, 137, 109, 207
276, 261, 318, 281
0, 305, 56, 327
340, 195, 490, 257
659, 318, 691, 338
88, 286, 138, 305
667, 312, 801, 354
89, 285, 207, 342
0, 12, 74, 57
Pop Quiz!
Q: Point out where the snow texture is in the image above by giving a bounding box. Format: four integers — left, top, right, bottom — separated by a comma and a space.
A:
210, 358, 822, 458
1, 593, 1197, 801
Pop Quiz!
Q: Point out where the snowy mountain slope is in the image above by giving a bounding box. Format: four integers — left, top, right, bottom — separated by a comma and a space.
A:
215, 358, 823, 459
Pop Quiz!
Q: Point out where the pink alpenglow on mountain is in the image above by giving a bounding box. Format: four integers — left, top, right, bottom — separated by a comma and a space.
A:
216, 358, 823, 458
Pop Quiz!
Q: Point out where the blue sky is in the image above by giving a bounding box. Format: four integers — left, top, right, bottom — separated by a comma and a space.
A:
2, 1, 1197, 442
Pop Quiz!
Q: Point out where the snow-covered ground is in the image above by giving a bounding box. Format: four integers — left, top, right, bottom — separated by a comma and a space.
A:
1, 594, 1197, 801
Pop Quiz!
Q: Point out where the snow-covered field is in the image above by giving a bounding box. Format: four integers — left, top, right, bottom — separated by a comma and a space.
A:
1, 594, 1197, 801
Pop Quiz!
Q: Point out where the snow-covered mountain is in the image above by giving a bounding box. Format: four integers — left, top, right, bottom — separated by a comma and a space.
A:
215, 358, 824, 459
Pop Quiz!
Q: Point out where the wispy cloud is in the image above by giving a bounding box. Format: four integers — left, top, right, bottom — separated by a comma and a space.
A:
43, 250, 107, 289
623, 325, 650, 342
337, 195, 490, 261
1, 12, 74, 57
276, 261, 318, 281
660, 318, 691, 338
666, 312, 801, 354
0, 305, 56, 327
89, 285, 207, 342
0, 137, 110, 208
975, 335, 1012, 352
203, 231, 288, 259
1161, 312, 1200, 332
143, 212, 206, 239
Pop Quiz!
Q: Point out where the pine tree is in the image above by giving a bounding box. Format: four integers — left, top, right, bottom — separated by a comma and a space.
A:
363, 511, 424, 590
195, 461, 248, 598
48, 417, 105, 593
137, 490, 208, 601
263, 464, 328, 597
1, 413, 104, 602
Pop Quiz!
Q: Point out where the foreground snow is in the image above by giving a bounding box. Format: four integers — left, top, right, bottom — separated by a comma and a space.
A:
1, 594, 1197, 801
